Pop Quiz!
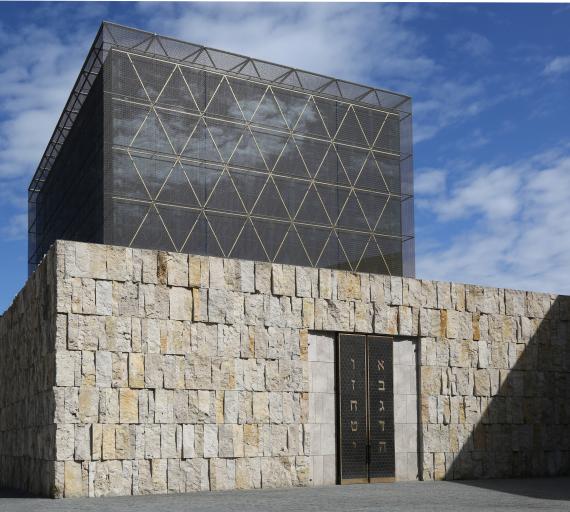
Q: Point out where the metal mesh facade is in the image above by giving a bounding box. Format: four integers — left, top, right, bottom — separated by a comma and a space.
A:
29, 22, 414, 276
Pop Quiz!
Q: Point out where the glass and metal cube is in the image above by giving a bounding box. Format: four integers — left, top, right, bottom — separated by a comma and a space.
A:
28, 22, 414, 276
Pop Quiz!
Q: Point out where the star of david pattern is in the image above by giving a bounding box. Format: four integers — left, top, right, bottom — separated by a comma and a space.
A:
108, 50, 406, 275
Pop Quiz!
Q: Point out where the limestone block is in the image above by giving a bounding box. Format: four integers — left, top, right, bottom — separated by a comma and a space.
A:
55, 424, 75, 461
253, 392, 269, 423
473, 369, 490, 396
119, 389, 138, 423
296, 267, 316, 298
302, 298, 315, 329
336, 272, 361, 301
355, 301, 374, 333
226, 292, 245, 325
261, 457, 293, 488
224, 390, 239, 423
243, 424, 260, 457
166, 253, 188, 287
139, 284, 169, 319
69, 242, 107, 280
236, 457, 261, 489
374, 303, 398, 335
272, 264, 295, 296
144, 425, 161, 459
169, 287, 193, 321
56, 351, 80, 387
421, 367, 441, 395
91, 424, 103, 461
203, 424, 218, 458
192, 288, 208, 322
160, 424, 179, 459
187, 255, 202, 288
112, 281, 140, 317
238, 260, 255, 293
398, 306, 413, 336
419, 308, 440, 338
99, 389, 119, 424
144, 354, 163, 388
210, 458, 236, 491
68, 314, 105, 351
245, 294, 264, 326
466, 285, 500, 314
163, 355, 186, 389
112, 352, 128, 388
140, 318, 160, 353
369, 274, 385, 304
208, 288, 227, 323
79, 387, 99, 423
182, 424, 195, 458
64, 460, 84, 497
253, 262, 270, 294
390, 277, 403, 305
155, 389, 174, 423
323, 300, 352, 331
106, 246, 132, 282
96, 280, 113, 316
95, 351, 112, 388
115, 425, 135, 459
104, 316, 132, 352
128, 353, 145, 389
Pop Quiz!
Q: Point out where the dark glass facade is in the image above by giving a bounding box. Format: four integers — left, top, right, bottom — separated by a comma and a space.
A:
29, 22, 414, 276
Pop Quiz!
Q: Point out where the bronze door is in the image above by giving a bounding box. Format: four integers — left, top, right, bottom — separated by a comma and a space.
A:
337, 334, 395, 484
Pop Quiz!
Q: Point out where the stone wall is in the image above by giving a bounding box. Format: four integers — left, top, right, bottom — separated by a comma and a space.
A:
0, 249, 59, 496
394, 339, 418, 481
306, 332, 336, 486
418, 286, 570, 480
1, 240, 569, 497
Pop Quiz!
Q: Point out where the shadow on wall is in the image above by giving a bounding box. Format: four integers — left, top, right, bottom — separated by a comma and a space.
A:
446, 295, 570, 500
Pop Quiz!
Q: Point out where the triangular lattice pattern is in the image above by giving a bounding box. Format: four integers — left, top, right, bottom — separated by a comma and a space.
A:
109, 50, 406, 275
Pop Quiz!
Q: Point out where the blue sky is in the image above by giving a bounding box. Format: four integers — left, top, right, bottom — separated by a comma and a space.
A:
0, 2, 569, 311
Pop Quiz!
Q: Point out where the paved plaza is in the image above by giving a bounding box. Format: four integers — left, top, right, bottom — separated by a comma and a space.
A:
1, 478, 569, 512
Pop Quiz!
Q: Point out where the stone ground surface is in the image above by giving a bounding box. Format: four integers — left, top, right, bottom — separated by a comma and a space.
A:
1, 478, 570, 512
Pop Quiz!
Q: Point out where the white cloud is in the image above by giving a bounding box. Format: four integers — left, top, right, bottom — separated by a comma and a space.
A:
416, 146, 570, 294
447, 30, 493, 58
141, 3, 437, 86
414, 169, 446, 196
543, 55, 570, 75
1, 212, 27, 241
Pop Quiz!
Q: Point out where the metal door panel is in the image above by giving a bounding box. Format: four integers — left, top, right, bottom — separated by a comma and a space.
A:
367, 336, 395, 481
337, 333, 368, 483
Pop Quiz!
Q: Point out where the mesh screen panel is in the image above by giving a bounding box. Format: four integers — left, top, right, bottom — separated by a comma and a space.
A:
28, 22, 414, 276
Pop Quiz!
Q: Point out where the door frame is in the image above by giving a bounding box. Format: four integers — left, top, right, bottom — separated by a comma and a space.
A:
335, 333, 395, 484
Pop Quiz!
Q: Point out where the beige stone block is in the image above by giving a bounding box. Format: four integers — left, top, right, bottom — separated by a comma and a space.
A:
236, 457, 261, 489
260, 457, 293, 488
166, 253, 188, 287
272, 264, 295, 296
91, 424, 103, 460
144, 425, 161, 459
254, 262, 271, 294
188, 255, 202, 288
337, 271, 361, 300
119, 389, 138, 423
203, 424, 218, 458
155, 389, 174, 423
169, 287, 193, 321
64, 461, 84, 497
128, 353, 144, 389
374, 303, 398, 335
192, 288, 208, 322
319, 269, 332, 299
182, 424, 195, 458
94, 280, 112, 316
102, 425, 116, 460
115, 425, 134, 459
210, 458, 236, 491
253, 392, 269, 423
